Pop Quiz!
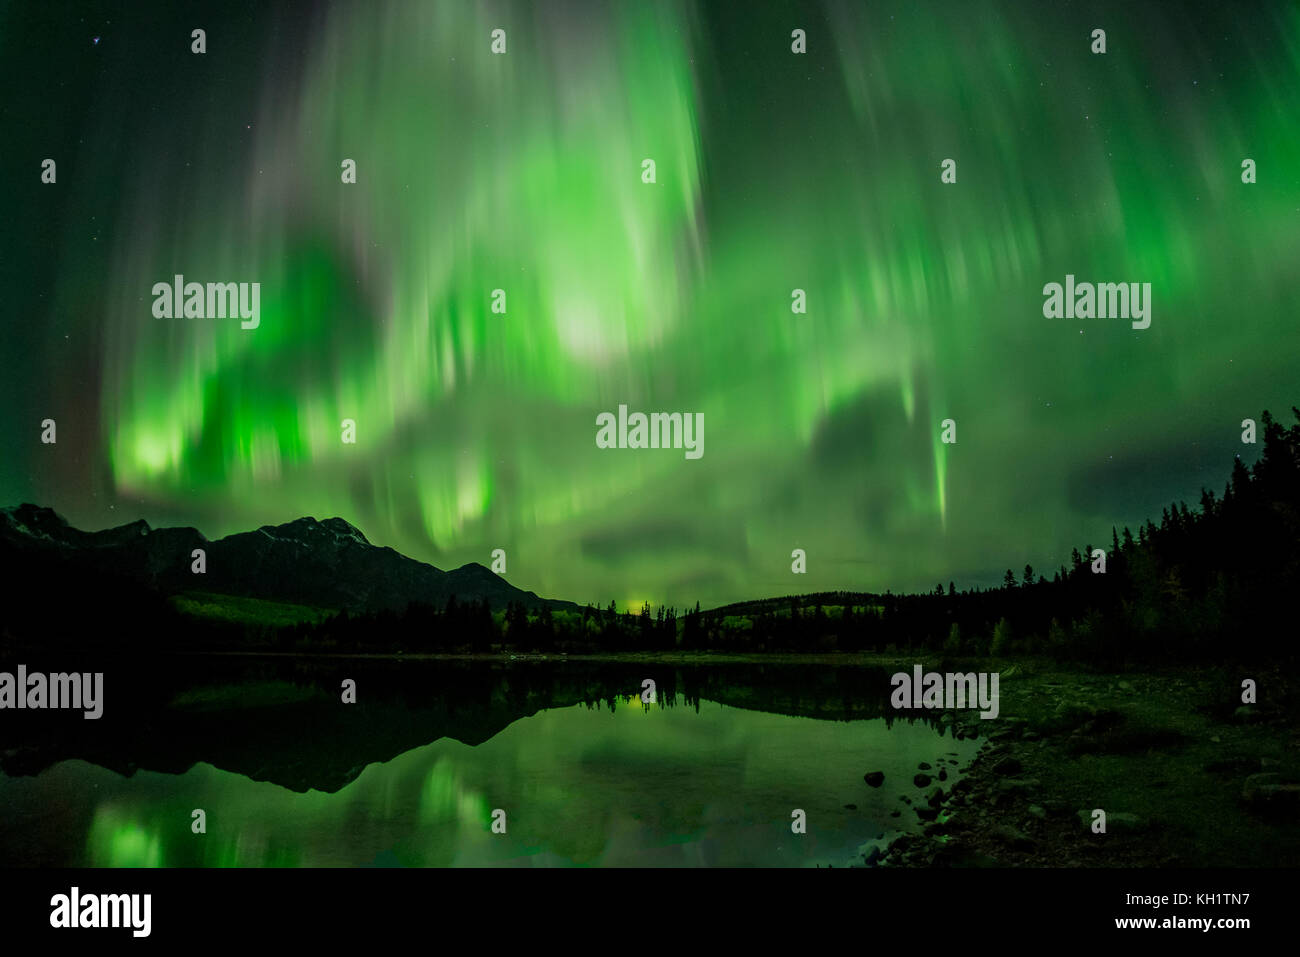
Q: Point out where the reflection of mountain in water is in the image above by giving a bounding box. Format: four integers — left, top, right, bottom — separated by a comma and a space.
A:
0, 659, 967, 793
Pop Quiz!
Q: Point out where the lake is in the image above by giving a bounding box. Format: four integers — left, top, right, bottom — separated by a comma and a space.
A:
0, 657, 981, 867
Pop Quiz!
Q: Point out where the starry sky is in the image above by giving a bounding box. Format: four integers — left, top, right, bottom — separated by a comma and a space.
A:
2, 0, 1297, 610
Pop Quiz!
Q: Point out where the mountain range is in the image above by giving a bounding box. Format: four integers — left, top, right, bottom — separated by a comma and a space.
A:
0, 503, 571, 615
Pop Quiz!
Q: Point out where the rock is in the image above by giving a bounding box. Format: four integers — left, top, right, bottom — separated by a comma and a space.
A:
863, 771, 885, 787
1242, 772, 1300, 811
1241, 772, 1280, 800
890, 809, 901, 818
914, 773, 932, 788
1076, 808, 1144, 832
1053, 701, 1108, 733
1205, 757, 1257, 775
1108, 812, 1145, 832
915, 805, 939, 822
992, 756, 1023, 775
918, 762, 932, 770
992, 777, 1040, 803
863, 845, 883, 866
1022, 731, 1040, 742
843, 804, 857, 810
938, 768, 948, 782
1117, 680, 1134, 692
990, 824, 1035, 851
1028, 804, 1047, 820
926, 785, 946, 807
1234, 706, 1259, 723
1210, 735, 1221, 744
931, 842, 999, 867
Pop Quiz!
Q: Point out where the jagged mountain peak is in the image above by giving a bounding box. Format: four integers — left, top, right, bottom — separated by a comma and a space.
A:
0, 502, 70, 536
0, 503, 154, 547
252, 515, 371, 547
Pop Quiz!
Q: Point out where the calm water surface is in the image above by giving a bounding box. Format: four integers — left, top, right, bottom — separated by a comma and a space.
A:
0, 659, 981, 866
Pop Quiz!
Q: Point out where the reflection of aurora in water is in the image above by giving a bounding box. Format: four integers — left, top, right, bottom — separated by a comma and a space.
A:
12, 1, 1300, 610
3, 697, 979, 867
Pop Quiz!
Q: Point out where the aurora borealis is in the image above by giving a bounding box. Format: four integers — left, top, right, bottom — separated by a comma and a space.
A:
3, 0, 1299, 610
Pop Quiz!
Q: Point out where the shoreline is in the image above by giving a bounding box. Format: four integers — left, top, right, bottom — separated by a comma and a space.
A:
870, 663, 1299, 867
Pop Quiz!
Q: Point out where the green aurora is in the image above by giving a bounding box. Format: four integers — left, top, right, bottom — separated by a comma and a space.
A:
3, 0, 1298, 609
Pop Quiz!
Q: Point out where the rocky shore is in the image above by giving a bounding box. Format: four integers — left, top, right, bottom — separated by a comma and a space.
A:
859, 662, 1300, 867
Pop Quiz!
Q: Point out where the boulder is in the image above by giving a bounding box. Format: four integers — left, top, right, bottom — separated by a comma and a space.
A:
1076, 809, 1144, 832
990, 825, 1035, 851
992, 755, 1023, 775
1108, 812, 1145, 832
1242, 772, 1300, 811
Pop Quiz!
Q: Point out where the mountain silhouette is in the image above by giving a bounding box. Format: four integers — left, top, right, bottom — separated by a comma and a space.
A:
0, 503, 569, 614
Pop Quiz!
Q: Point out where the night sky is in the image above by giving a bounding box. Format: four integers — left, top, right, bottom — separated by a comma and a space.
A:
2, 1, 1297, 610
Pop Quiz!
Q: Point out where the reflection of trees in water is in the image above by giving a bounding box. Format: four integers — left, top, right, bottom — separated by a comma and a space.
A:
1, 658, 958, 793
